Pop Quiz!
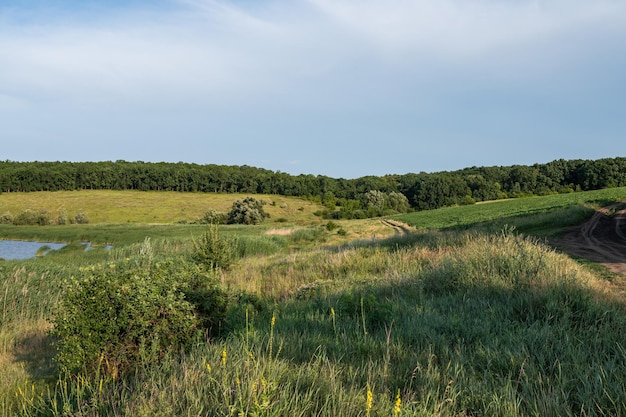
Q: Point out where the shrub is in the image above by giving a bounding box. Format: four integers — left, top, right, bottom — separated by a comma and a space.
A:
179, 268, 229, 334
198, 209, 227, 225
14, 208, 52, 225
228, 197, 269, 225
72, 212, 90, 224
0, 211, 12, 224
57, 208, 68, 225
52, 259, 199, 377
192, 223, 237, 271
326, 221, 339, 231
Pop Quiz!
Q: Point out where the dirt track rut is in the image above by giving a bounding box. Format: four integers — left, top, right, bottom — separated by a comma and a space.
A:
554, 200, 626, 279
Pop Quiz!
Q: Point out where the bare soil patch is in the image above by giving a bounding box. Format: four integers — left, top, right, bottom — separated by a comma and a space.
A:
265, 228, 295, 236
380, 219, 413, 235
552, 200, 626, 284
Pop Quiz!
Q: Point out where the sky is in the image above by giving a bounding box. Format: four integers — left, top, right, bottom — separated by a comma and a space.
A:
1, 0, 625, 179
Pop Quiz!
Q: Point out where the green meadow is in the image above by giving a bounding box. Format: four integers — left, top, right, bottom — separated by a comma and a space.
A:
1, 189, 625, 416
395, 187, 626, 234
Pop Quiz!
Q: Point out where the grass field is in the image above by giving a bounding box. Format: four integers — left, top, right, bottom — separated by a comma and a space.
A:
0, 190, 323, 224
1, 189, 626, 416
394, 187, 626, 234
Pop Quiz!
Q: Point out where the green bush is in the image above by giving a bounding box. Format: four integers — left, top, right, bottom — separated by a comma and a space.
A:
228, 197, 269, 225
181, 268, 229, 335
192, 223, 237, 271
72, 212, 90, 224
52, 259, 199, 377
57, 208, 68, 225
197, 209, 227, 225
0, 211, 12, 224
13, 208, 52, 225
325, 221, 339, 231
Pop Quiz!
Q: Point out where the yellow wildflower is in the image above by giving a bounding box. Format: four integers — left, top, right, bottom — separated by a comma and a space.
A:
394, 389, 401, 416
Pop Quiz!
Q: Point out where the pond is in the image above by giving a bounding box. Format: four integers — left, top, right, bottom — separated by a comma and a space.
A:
0, 240, 112, 261
0, 240, 67, 260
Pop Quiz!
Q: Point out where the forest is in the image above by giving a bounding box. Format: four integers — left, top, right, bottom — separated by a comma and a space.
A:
1, 157, 625, 215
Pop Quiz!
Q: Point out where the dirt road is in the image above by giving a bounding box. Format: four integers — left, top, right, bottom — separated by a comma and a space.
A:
553, 201, 626, 278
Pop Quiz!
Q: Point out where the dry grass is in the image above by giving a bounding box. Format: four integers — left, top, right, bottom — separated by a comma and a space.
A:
0, 190, 324, 224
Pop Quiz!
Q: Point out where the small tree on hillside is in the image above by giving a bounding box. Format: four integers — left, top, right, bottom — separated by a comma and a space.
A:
227, 197, 269, 225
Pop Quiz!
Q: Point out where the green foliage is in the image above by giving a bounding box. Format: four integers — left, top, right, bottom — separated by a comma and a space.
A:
3, 157, 626, 216
57, 208, 68, 225
72, 212, 89, 224
325, 221, 339, 231
0, 211, 12, 224
386, 191, 410, 213
228, 197, 270, 225
52, 258, 199, 377
192, 223, 237, 271
13, 209, 53, 226
181, 268, 229, 334
197, 209, 227, 225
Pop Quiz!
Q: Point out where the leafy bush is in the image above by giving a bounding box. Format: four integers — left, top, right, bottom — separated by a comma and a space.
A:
181, 268, 229, 334
198, 209, 227, 225
13, 208, 53, 225
0, 211, 12, 224
52, 259, 199, 377
228, 197, 269, 225
325, 221, 339, 231
72, 212, 90, 224
192, 223, 237, 271
57, 208, 68, 225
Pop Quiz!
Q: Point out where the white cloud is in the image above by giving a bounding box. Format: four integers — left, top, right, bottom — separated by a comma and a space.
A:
1, 0, 624, 106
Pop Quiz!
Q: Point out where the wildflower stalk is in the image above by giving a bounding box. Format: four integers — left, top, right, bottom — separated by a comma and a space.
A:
365, 384, 373, 417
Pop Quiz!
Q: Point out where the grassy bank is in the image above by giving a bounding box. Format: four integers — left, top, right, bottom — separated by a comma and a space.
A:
1, 189, 626, 416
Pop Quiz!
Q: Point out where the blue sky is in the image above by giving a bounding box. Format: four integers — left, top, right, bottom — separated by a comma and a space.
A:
1, 0, 625, 178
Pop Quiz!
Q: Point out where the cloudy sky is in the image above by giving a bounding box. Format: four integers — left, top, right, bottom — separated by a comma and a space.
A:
1, 0, 625, 178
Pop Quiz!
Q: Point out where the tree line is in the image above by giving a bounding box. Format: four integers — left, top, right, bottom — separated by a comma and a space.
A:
1, 158, 625, 213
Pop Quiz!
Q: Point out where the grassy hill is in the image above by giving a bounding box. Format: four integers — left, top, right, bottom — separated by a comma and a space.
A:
394, 187, 626, 233
0, 190, 324, 224
1, 189, 625, 416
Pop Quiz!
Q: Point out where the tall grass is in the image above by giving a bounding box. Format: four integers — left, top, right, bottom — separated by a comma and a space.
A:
2, 191, 626, 416
4, 228, 624, 416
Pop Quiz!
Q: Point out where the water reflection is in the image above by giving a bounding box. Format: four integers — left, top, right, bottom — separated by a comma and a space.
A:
0, 240, 66, 260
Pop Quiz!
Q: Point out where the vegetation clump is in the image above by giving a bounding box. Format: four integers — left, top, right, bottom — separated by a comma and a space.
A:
13, 209, 53, 226
53, 239, 229, 378
197, 209, 227, 225
228, 197, 269, 225
52, 259, 198, 377
71, 211, 89, 224
192, 223, 237, 271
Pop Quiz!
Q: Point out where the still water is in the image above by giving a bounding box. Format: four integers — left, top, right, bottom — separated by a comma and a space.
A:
0, 240, 67, 260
